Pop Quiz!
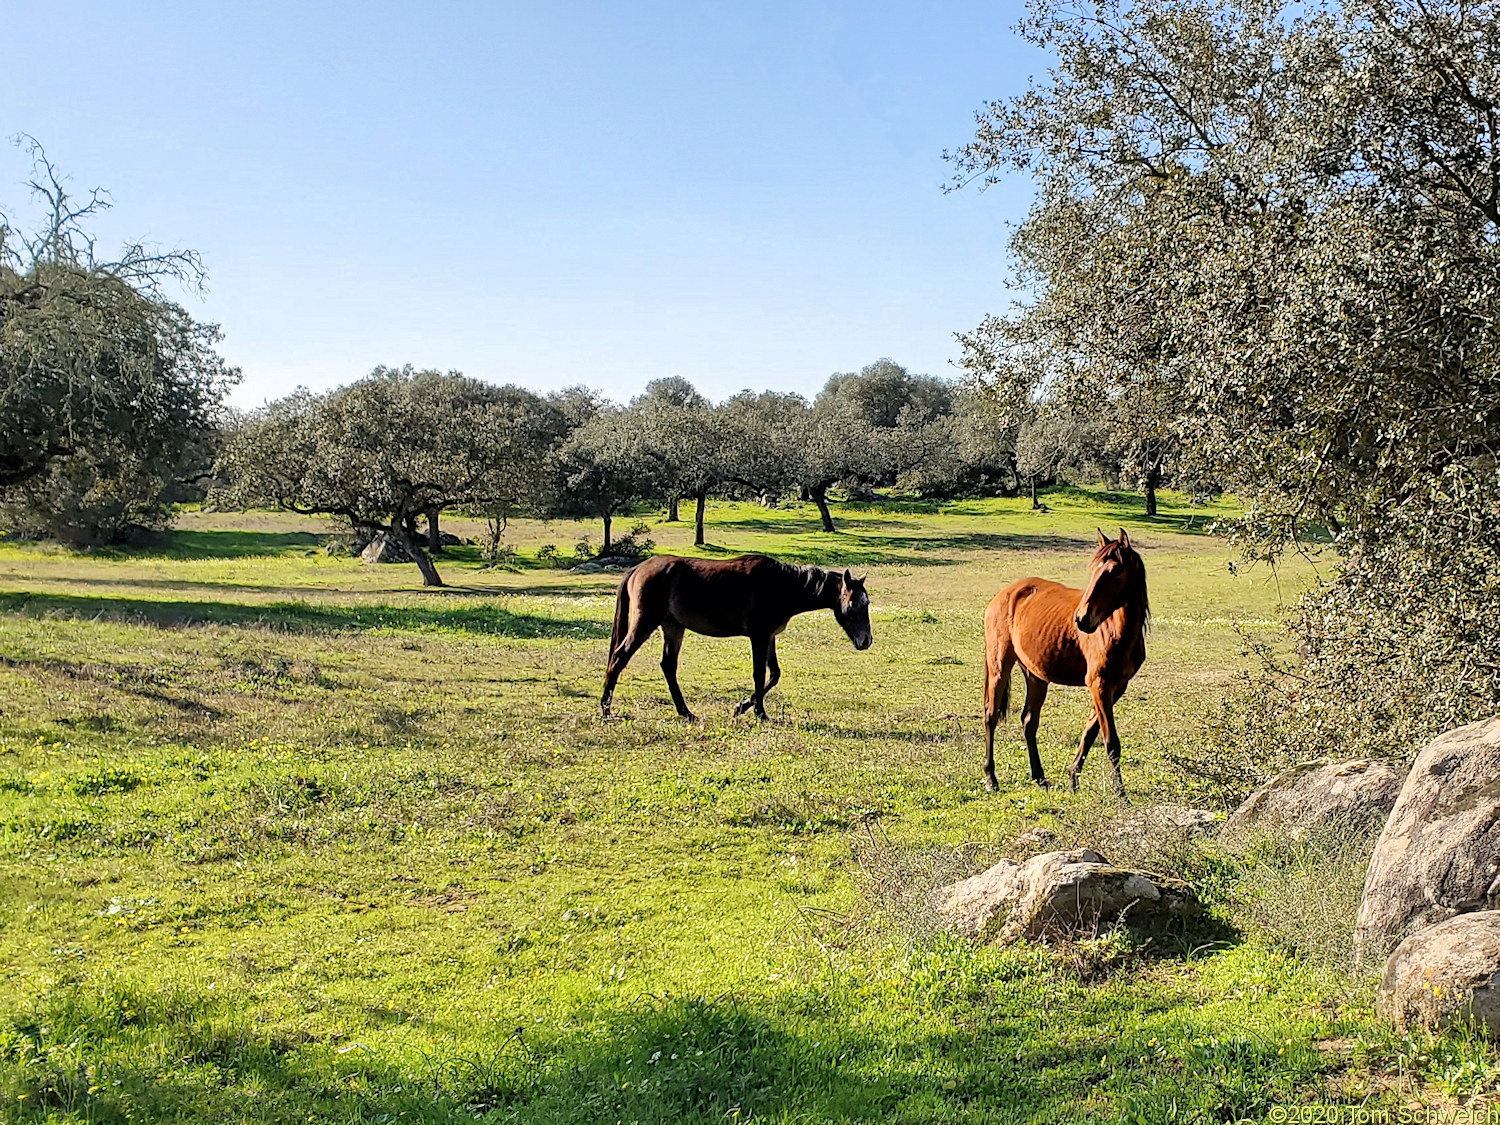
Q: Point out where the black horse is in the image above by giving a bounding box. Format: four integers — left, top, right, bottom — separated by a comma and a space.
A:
600, 554, 872, 720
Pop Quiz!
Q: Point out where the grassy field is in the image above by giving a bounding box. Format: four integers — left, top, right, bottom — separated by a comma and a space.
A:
1, 489, 1495, 1123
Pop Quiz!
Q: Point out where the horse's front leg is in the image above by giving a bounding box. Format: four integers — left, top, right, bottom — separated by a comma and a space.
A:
1066, 717, 1100, 792
734, 634, 771, 720
1073, 679, 1127, 801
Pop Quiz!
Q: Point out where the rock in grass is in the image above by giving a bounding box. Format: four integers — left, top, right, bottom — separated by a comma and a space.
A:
1377, 912, 1500, 1034
1354, 717, 1500, 965
1224, 758, 1406, 839
937, 848, 1198, 944
360, 532, 412, 564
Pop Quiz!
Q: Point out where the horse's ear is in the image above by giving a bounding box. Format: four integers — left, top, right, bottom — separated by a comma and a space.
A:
1097, 528, 1108, 548
843, 568, 854, 585
1119, 528, 1130, 549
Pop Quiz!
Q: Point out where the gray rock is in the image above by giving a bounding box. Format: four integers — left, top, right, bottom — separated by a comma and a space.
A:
1377, 911, 1500, 1035
569, 561, 605, 574
1354, 717, 1500, 965
360, 532, 412, 564
1224, 758, 1406, 839
937, 848, 1198, 944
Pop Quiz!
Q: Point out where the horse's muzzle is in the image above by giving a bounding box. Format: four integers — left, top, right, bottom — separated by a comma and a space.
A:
853, 633, 873, 651
1075, 615, 1099, 634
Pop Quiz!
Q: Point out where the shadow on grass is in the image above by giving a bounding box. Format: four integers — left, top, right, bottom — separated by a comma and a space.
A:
709, 530, 1098, 569
96, 529, 331, 560
3, 986, 1109, 1125
0, 591, 608, 639
8, 938, 1320, 1125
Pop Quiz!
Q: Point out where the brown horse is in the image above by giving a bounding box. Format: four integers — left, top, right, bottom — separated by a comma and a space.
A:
982, 529, 1148, 797
601, 554, 872, 721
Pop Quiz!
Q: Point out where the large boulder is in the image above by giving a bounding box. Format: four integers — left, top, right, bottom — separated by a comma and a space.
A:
1354, 717, 1500, 964
1377, 911, 1500, 1035
937, 848, 1198, 944
1224, 758, 1406, 839
360, 532, 412, 564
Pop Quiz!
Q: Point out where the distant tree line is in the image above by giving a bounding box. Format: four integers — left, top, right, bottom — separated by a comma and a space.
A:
0, 142, 1175, 566
212, 358, 1157, 586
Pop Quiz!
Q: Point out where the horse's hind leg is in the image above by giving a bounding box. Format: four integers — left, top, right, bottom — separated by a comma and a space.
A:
983, 647, 1016, 793
1020, 672, 1050, 788
764, 637, 781, 694
600, 597, 665, 718
659, 620, 695, 721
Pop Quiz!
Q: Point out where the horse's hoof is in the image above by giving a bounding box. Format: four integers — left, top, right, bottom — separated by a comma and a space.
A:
680, 711, 699, 723
1067, 773, 1080, 792
733, 701, 751, 717
1034, 777, 1052, 791
983, 776, 999, 794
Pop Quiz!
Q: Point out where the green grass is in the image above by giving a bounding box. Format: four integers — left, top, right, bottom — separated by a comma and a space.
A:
0, 490, 1493, 1123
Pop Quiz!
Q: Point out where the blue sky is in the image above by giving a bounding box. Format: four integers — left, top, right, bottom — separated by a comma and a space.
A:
3, 2, 1040, 406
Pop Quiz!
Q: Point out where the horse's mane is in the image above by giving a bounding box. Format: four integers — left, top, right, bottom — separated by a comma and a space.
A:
1091, 540, 1151, 630
772, 558, 832, 596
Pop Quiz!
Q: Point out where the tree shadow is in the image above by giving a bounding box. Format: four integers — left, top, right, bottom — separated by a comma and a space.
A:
10, 943, 1282, 1124
89, 529, 331, 560
0, 591, 608, 639
732, 530, 1098, 569
433, 994, 1112, 1123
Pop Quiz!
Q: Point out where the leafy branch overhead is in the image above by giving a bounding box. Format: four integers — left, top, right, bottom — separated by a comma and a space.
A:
953, 0, 1500, 756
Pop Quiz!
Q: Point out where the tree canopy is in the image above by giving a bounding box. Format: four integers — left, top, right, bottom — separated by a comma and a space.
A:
0, 139, 237, 542
953, 0, 1500, 757
217, 367, 559, 585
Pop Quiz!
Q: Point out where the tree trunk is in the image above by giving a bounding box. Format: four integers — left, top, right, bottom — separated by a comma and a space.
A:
694, 489, 706, 546
1144, 463, 1160, 518
393, 521, 444, 587
811, 487, 836, 533
666, 495, 680, 522
1030, 476, 1039, 509
602, 513, 613, 552
427, 507, 442, 553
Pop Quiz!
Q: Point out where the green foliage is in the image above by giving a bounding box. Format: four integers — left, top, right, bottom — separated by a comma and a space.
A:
0, 139, 237, 543
216, 367, 568, 585
954, 0, 1500, 755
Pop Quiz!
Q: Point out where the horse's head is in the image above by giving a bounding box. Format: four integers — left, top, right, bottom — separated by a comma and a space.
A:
833, 569, 873, 650
1075, 529, 1147, 634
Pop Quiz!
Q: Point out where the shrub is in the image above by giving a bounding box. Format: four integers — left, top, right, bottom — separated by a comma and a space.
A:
1228, 822, 1378, 975
606, 522, 655, 560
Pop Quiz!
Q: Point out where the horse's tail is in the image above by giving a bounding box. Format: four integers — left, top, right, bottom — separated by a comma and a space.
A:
608, 574, 631, 662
